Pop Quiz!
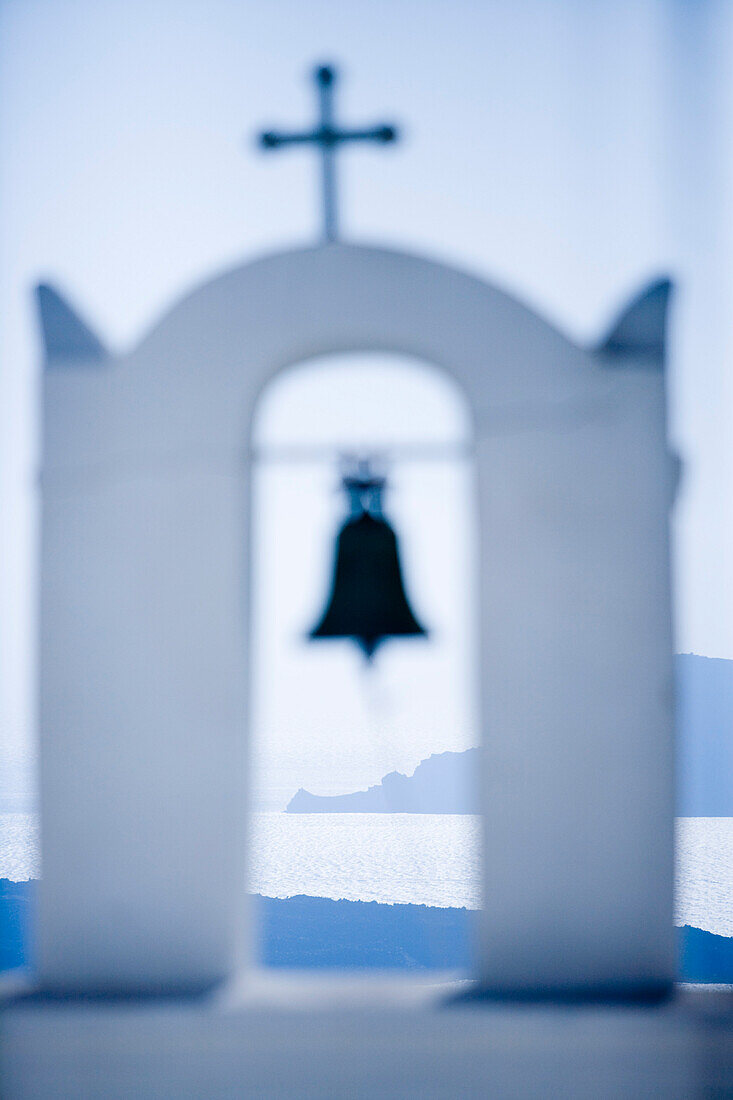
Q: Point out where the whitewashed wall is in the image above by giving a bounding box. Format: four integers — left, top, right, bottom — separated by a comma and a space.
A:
38, 244, 675, 994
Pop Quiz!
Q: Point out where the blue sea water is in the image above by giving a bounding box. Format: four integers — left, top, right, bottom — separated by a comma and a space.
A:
1, 812, 732, 936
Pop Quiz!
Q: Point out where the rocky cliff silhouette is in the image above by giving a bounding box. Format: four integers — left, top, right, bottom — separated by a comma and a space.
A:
286, 748, 480, 813
286, 655, 733, 815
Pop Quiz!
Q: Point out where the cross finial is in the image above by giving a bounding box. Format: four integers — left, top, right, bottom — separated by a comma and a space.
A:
257, 63, 399, 244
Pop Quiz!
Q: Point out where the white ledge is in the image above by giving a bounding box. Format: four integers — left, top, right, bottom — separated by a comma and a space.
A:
2, 977, 731, 1099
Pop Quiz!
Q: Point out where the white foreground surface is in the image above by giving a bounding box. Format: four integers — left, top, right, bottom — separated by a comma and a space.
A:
2, 976, 731, 1099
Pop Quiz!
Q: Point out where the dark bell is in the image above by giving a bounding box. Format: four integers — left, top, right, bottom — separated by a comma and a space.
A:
309, 465, 428, 659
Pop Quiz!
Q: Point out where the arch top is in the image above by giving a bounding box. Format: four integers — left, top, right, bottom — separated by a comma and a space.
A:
41, 243, 670, 472
136, 240, 563, 363
127, 241, 629, 412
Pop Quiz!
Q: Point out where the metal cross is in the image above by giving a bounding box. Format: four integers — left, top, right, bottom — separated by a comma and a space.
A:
257, 64, 399, 243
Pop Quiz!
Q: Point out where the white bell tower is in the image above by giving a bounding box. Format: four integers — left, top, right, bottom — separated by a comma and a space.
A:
34, 243, 676, 997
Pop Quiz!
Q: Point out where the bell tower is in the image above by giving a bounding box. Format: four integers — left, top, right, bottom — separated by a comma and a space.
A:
34, 243, 676, 997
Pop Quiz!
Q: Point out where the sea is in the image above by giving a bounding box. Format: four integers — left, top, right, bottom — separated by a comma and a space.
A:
1, 813, 732, 936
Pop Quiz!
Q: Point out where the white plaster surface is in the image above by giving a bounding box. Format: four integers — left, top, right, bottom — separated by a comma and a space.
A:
36, 243, 676, 994
3, 978, 730, 1100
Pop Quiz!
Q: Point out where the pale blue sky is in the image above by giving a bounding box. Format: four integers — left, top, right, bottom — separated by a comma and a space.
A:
1, 0, 731, 800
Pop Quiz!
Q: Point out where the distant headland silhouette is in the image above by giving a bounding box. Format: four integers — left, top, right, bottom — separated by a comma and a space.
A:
287, 748, 480, 813
286, 655, 733, 816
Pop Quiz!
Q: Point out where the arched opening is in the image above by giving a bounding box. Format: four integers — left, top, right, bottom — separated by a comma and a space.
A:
248, 352, 480, 970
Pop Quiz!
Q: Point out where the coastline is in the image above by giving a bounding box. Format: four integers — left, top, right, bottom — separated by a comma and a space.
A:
2, 879, 732, 981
